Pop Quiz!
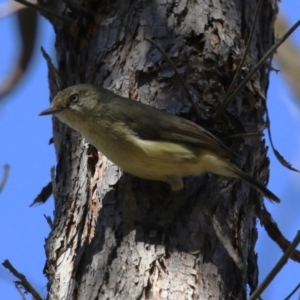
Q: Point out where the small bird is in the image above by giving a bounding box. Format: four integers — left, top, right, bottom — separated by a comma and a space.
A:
39, 84, 280, 203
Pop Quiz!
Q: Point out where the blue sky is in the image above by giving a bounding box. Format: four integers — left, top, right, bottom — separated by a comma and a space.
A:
0, 1, 299, 299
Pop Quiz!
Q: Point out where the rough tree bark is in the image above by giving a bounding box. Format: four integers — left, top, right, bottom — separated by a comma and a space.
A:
42, 0, 277, 299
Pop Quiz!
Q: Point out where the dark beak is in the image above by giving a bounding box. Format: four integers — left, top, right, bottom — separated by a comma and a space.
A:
39, 106, 65, 116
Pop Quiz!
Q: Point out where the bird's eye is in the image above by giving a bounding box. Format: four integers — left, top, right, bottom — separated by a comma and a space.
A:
70, 94, 79, 103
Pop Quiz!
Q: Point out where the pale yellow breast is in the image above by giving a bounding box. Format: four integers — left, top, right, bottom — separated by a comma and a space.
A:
73, 118, 230, 181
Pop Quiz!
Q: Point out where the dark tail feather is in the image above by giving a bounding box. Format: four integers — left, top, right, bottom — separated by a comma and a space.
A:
233, 168, 280, 203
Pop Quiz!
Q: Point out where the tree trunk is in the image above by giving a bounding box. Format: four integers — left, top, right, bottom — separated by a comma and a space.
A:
43, 1, 277, 299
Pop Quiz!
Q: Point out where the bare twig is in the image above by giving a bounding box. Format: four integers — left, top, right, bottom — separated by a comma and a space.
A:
44, 214, 53, 229
265, 104, 300, 172
144, 37, 201, 118
15, 283, 27, 300
41, 47, 65, 90
248, 231, 300, 300
0, 164, 10, 194
30, 181, 52, 206
215, 19, 300, 120
224, 0, 263, 99
2, 260, 43, 300
283, 282, 300, 300
258, 205, 300, 262
223, 132, 263, 140
14, 0, 73, 23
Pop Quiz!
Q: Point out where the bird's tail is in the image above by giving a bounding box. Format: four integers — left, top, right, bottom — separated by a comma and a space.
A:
198, 151, 280, 203
232, 166, 280, 203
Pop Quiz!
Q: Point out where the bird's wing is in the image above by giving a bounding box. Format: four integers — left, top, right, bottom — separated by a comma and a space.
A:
108, 96, 237, 159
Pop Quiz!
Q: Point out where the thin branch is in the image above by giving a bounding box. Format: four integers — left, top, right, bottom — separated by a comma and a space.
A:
215, 19, 300, 120
0, 164, 10, 194
224, 0, 263, 98
258, 205, 300, 262
265, 104, 300, 172
44, 214, 53, 229
14, 282, 27, 300
30, 181, 52, 207
283, 282, 300, 300
14, 0, 73, 23
248, 231, 300, 300
41, 47, 66, 90
144, 37, 201, 118
2, 260, 43, 300
223, 132, 263, 140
